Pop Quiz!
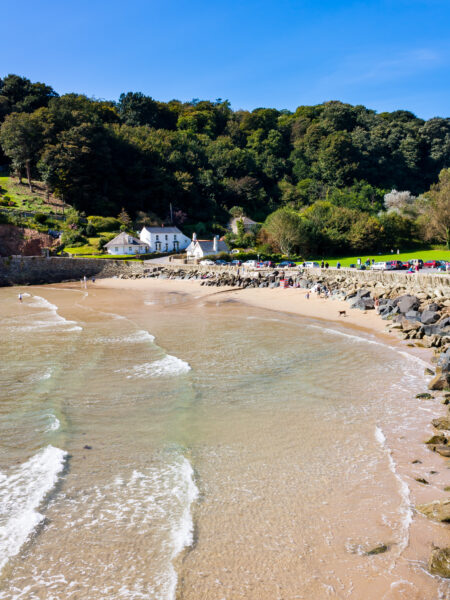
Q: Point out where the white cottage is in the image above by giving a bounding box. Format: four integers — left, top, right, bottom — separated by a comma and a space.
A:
139, 226, 191, 253
104, 232, 149, 255
186, 235, 229, 259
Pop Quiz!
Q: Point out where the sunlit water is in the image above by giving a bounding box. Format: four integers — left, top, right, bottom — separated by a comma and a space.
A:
0, 284, 448, 600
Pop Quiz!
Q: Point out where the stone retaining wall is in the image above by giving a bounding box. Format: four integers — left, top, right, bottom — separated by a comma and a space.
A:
0, 256, 145, 286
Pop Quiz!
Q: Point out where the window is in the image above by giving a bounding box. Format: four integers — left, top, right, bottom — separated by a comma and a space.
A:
165, 243, 168, 251
156, 235, 159, 241
165, 234, 168, 240
129, 247, 132, 252
115, 247, 118, 252
174, 235, 177, 240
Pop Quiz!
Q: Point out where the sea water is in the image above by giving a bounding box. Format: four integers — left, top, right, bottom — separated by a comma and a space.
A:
0, 285, 448, 599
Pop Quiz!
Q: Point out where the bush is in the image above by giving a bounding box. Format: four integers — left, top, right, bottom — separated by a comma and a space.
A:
87, 216, 121, 232
85, 223, 96, 236
34, 212, 47, 224
97, 237, 109, 250
61, 230, 87, 246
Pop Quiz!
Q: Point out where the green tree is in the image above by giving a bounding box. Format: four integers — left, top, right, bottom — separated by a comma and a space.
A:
0, 111, 43, 190
421, 169, 450, 248
264, 208, 301, 255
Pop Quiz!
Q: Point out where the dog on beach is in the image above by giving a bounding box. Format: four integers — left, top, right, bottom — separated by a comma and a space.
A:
338, 310, 346, 317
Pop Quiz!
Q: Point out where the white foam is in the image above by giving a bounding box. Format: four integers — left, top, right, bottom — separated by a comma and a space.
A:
0, 445, 67, 573
374, 427, 412, 555
98, 330, 155, 344
19, 295, 82, 332
45, 414, 61, 433
120, 355, 191, 379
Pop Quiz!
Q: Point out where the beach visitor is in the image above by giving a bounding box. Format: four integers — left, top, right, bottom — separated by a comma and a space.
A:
415, 263, 420, 273
321, 260, 324, 268
305, 291, 310, 300
357, 257, 361, 266
336, 262, 341, 269
18, 293, 22, 303
92, 277, 96, 283
325, 262, 329, 269
83, 275, 87, 288
374, 297, 380, 313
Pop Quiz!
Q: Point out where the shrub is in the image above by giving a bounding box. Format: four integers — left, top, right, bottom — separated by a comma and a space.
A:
34, 212, 47, 224
61, 230, 87, 246
85, 223, 96, 236
87, 216, 121, 232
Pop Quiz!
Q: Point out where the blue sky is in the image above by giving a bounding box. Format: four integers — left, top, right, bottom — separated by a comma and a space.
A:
2, 0, 449, 118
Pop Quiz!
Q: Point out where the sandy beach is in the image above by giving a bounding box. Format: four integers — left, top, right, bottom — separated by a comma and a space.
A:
1, 277, 449, 599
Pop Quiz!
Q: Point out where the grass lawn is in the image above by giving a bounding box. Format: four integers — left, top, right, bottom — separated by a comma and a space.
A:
313, 249, 450, 267
0, 175, 68, 214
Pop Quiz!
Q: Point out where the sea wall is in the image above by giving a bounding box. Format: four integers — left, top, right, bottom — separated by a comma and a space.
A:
0, 256, 144, 286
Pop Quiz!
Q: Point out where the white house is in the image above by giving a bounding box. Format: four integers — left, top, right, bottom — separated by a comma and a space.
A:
139, 226, 191, 253
186, 234, 229, 259
104, 232, 149, 255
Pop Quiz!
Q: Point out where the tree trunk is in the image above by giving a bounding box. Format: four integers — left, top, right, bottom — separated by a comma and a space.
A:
25, 160, 33, 192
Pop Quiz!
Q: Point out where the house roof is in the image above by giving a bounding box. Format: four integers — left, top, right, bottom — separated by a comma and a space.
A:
229, 216, 257, 227
105, 232, 147, 247
195, 240, 229, 253
141, 226, 184, 234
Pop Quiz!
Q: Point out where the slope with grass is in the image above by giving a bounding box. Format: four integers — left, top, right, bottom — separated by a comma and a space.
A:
0, 175, 68, 214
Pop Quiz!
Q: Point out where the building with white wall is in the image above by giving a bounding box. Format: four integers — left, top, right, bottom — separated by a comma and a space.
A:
186, 235, 229, 259
104, 232, 149, 255
139, 227, 191, 253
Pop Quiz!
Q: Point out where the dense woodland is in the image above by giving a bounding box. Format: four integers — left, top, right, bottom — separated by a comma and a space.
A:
0, 74, 449, 256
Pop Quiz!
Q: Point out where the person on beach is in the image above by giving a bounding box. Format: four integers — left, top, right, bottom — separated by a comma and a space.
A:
325, 262, 329, 269
321, 260, 324, 268
374, 297, 380, 313
18, 293, 22, 302
83, 275, 87, 288
305, 291, 310, 300
336, 262, 341, 269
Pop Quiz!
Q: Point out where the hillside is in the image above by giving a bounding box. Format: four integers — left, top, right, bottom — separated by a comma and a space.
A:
0, 74, 449, 257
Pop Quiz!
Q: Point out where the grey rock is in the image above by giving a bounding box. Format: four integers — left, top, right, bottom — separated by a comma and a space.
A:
396, 295, 420, 314
421, 310, 441, 325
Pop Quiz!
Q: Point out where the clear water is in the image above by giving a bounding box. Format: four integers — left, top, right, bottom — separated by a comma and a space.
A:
0, 284, 448, 600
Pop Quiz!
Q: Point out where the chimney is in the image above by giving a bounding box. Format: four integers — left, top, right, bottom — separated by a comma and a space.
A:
192, 232, 197, 242
213, 235, 218, 252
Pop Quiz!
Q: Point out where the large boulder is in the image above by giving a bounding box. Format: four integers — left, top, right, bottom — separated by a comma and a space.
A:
428, 373, 450, 391
421, 310, 441, 325
428, 548, 450, 578
395, 295, 420, 314
437, 349, 450, 373
351, 298, 374, 310
432, 417, 450, 430
416, 498, 450, 522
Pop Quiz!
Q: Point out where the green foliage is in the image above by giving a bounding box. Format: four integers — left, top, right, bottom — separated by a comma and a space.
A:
33, 212, 47, 224
87, 215, 121, 232
1, 77, 450, 256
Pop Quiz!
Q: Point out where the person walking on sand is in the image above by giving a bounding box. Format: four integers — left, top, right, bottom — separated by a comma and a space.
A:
305, 291, 310, 300
18, 293, 22, 303
374, 297, 380, 313
83, 275, 87, 288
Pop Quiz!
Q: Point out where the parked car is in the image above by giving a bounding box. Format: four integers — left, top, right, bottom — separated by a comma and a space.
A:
277, 260, 296, 267
200, 259, 215, 265
230, 249, 241, 254
423, 260, 442, 268
230, 259, 242, 266
263, 260, 276, 268
243, 260, 258, 267
371, 261, 395, 271
302, 261, 320, 268
409, 258, 424, 268
390, 260, 406, 270
215, 259, 228, 265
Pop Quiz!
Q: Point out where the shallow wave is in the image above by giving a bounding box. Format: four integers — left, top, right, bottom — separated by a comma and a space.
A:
15, 295, 83, 333
45, 414, 61, 433
54, 454, 198, 599
119, 355, 191, 379
374, 426, 412, 556
97, 330, 155, 344
0, 445, 67, 573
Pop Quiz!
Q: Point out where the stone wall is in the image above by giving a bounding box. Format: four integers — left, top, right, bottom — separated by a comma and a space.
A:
0, 256, 145, 286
